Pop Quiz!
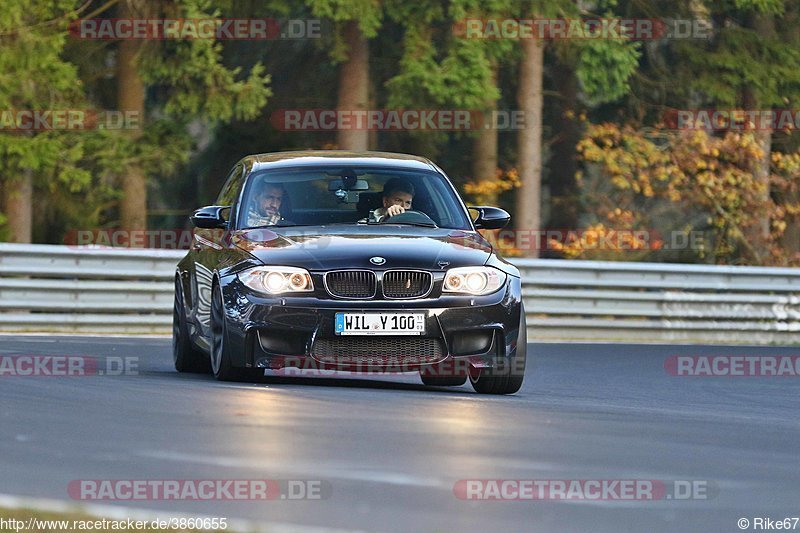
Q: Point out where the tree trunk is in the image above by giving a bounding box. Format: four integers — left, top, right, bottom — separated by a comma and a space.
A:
337, 21, 369, 151
515, 38, 545, 258
549, 60, 579, 230
779, 3, 800, 262
472, 66, 499, 193
117, 0, 147, 233
749, 128, 772, 262
1, 169, 33, 243
742, 12, 775, 264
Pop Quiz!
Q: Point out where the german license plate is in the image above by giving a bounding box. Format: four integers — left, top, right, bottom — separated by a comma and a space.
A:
334, 312, 425, 336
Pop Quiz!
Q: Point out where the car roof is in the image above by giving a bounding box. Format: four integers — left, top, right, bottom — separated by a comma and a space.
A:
245, 150, 438, 173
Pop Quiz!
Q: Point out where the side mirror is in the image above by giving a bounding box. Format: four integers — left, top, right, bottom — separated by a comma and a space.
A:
191, 206, 229, 229
469, 206, 511, 230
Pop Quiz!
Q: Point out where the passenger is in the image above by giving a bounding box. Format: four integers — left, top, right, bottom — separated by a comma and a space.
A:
246, 183, 287, 227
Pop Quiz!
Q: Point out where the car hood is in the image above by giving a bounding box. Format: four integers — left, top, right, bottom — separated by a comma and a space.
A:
232, 226, 493, 271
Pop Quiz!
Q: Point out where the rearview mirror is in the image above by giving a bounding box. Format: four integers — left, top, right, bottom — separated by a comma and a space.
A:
190, 206, 229, 229
328, 178, 369, 191
469, 206, 511, 230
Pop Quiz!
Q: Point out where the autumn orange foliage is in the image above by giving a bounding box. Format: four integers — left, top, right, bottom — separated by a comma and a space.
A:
574, 123, 800, 265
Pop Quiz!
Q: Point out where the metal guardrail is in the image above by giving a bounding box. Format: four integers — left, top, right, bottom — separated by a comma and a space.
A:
0, 243, 798, 343
0, 244, 182, 333
515, 259, 800, 343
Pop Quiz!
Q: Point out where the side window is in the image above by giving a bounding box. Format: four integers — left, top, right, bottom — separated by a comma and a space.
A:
216, 163, 245, 205
215, 163, 245, 223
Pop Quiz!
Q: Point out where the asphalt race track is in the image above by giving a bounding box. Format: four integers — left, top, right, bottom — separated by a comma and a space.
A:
0, 335, 798, 532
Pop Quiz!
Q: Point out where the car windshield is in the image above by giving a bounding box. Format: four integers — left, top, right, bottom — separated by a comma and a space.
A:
239, 166, 472, 230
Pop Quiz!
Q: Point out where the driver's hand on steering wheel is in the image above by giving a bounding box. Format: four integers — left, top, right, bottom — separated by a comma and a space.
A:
386, 205, 406, 217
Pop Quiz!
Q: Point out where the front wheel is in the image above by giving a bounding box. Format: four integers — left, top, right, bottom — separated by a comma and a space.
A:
210, 282, 251, 382
470, 305, 527, 395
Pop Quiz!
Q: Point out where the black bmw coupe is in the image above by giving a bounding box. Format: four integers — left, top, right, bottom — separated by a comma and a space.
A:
173, 151, 527, 394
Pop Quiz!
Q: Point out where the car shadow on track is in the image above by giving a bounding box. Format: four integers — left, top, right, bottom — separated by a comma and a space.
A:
148, 368, 477, 394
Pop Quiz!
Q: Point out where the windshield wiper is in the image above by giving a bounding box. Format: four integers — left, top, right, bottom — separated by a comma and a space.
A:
382, 221, 438, 228
244, 223, 315, 229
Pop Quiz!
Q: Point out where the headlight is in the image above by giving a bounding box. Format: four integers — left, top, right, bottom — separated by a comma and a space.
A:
443, 267, 506, 295
239, 266, 313, 295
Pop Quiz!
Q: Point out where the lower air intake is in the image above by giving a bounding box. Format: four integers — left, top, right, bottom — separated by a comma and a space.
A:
311, 336, 445, 367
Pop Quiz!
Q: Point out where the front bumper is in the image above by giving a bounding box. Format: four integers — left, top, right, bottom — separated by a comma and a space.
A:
219, 275, 522, 372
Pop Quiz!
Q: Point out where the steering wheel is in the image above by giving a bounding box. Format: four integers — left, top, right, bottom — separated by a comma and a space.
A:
384, 210, 438, 227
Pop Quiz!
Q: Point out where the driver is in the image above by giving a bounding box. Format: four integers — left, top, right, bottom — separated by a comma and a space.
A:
369, 178, 415, 223
246, 182, 287, 226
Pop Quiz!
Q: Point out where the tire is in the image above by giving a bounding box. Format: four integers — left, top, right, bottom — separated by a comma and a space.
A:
173, 277, 211, 373
420, 361, 468, 387
210, 281, 251, 382
470, 305, 527, 395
